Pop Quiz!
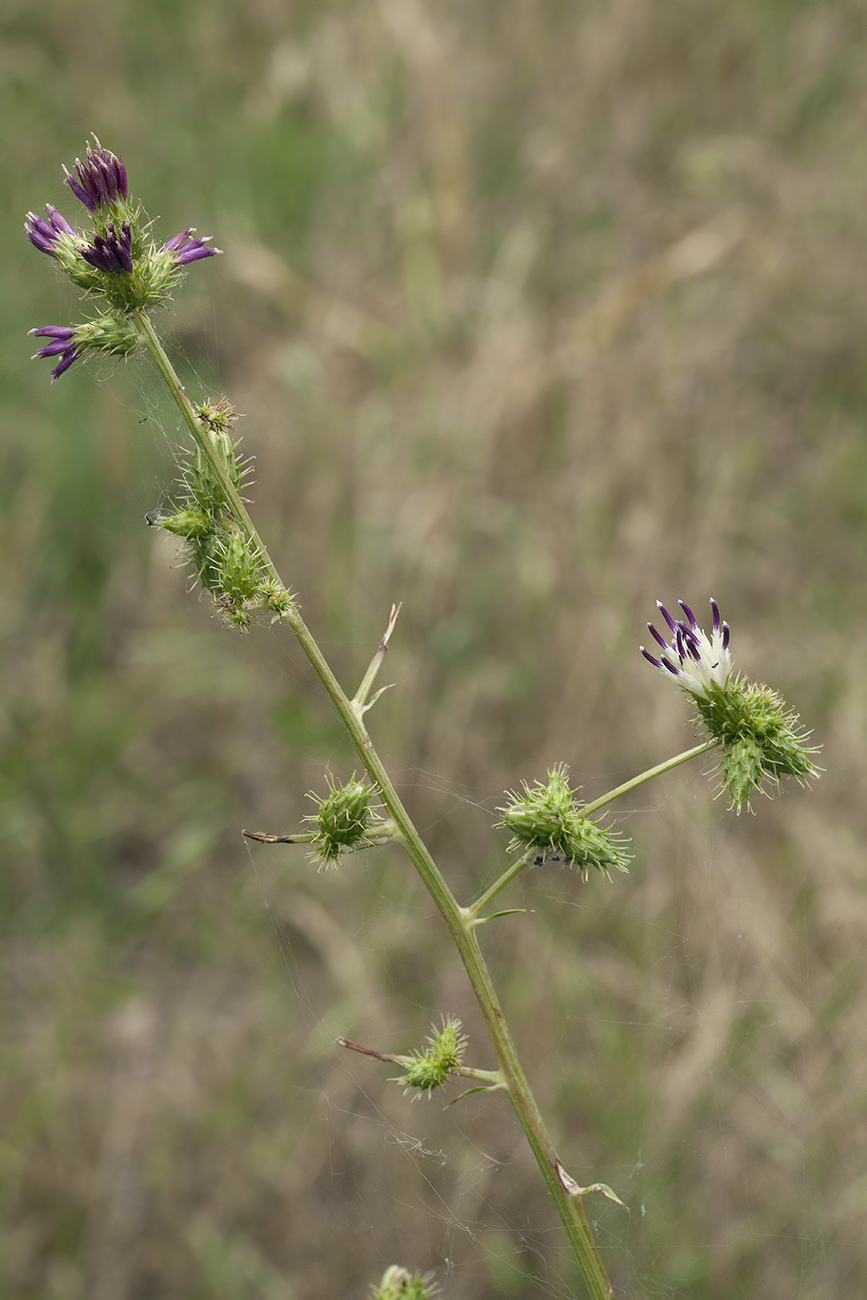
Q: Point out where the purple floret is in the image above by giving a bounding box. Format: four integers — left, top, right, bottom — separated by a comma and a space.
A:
25, 205, 75, 256
64, 139, 128, 211
161, 228, 218, 265
81, 221, 133, 274
29, 326, 83, 383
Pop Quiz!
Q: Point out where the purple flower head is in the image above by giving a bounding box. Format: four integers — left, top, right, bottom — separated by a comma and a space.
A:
25, 205, 76, 257
161, 228, 219, 265
640, 597, 732, 698
64, 138, 128, 212
29, 326, 83, 383
81, 221, 134, 274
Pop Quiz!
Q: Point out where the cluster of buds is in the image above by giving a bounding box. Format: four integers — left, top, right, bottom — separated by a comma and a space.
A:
148, 400, 294, 628
26, 136, 219, 381
642, 598, 819, 810
392, 1017, 469, 1098
304, 775, 394, 866
371, 1266, 439, 1300
497, 764, 631, 880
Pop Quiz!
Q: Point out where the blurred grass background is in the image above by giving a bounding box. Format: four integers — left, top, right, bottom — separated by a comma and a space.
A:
2, 1, 867, 1297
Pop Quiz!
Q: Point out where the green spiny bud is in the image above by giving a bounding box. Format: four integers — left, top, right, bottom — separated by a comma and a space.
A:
497, 764, 631, 880
186, 531, 221, 594
371, 1266, 439, 1300
181, 428, 251, 515
196, 396, 240, 433
305, 776, 382, 866
259, 581, 295, 617
213, 531, 262, 605
393, 1017, 468, 1098
154, 507, 214, 540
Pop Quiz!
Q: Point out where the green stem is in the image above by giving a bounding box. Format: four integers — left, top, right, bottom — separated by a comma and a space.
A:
468, 740, 717, 918
581, 740, 716, 817
137, 313, 616, 1300
467, 851, 535, 921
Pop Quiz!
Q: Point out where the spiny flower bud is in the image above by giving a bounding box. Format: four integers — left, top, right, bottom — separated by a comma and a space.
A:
371, 1266, 439, 1300
641, 598, 820, 810
213, 532, 263, 605
393, 1017, 469, 1098
151, 506, 214, 540
305, 776, 383, 866
182, 428, 252, 515
195, 396, 241, 433
497, 764, 631, 880
258, 580, 296, 619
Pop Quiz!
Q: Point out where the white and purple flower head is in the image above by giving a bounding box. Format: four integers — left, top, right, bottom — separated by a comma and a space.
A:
641, 598, 732, 698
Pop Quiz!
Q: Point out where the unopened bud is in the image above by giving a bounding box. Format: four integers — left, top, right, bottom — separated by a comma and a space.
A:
497, 764, 631, 880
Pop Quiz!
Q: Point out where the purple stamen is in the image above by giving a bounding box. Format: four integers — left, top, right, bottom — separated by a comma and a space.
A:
640, 647, 662, 669
647, 623, 669, 651
678, 623, 701, 655
722, 623, 730, 650
710, 598, 720, 633
678, 600, 697, 629
657, 602, 678, 635
661, 657, 681, 677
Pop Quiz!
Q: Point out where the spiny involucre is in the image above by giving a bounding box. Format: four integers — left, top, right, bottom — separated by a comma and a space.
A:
497, 764, 631, 879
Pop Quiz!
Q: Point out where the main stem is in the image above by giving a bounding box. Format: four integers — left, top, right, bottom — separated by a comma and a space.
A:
137, 312, 615, 1300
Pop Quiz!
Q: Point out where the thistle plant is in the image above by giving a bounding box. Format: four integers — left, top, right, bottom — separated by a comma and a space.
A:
26, 140, 820, 1299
